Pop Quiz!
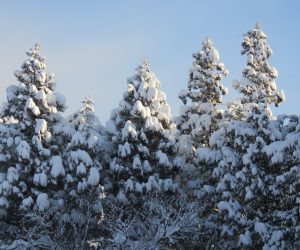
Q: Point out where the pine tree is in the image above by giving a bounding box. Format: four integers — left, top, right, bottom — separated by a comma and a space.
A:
200, 24, 293, 248
59, 97, 104, 246
0, 44, 67, 218
106, 59, 178, 201
177, 38, 228, 197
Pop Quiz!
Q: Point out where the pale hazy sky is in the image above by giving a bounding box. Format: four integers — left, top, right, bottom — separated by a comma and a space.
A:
0, 1, 299, 123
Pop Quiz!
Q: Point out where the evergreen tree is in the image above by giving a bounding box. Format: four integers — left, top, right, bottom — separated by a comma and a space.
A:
106, 59, 178, 201
177, 38, 228, 197
178, 38, 228, 152
59, 97, 104, 246
0, 44, 67, 218
233, 22, 284, 107
200, 24, 293, 248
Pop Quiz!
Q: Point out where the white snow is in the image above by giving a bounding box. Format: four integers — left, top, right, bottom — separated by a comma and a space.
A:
66, 174, 74, 183
25, 97, 40, 116
77, 179, 88, 192
16, 140, 30, 159
156, 150, 171, 167
76, 163, 86, 176
146, 87, 158, 101
162, 178, 173, 191
133, 156, 141, 169
196, 148, 222, 163
0, 172, 7, 182
35, 119, 47, 134
268, 230, 283, 246
33, 171, 47, 187
50, 155, 65, 178
87, 167, 100, 186
245, 187, 254, 200
217, 200, 240, 218
6, 85, 19, 102
0, 196, 9, 208
71, 131, 85, 146
121, 121, 137, 140
131, 100, 150, 118
36, 193, 50, 212
127, 83, 135, 93
143, 160, 151, 172
254, 222, 267, 237
36, 72, 47, 83
7, 167, 19, 183
20, 196, 34, 210
145, 175, 159, 192
135, 182, 143, 193
54, 92, 66, 107
87, 134, 98, 148
35, 89, 47, 103
239, 230, 252, 246
0, 181, 10, 196
7, 137, 13, 147
70, 150, 93, 166
158, 104, 171, 122
118, 142, 131, 158
126, 179, 134, 192
145, 116, 163, 132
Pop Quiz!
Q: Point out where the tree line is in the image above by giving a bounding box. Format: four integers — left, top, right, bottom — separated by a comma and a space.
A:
0, 23, 299, 249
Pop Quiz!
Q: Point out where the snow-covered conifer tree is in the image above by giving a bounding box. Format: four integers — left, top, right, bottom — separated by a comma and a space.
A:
233, 23, 284, 107
178, 38, 228, 152
106, 59, 178, 200
0, 44, 67, 218
200, 24, 295, 248
177, 38, 228, 196
63, 97, 103, 230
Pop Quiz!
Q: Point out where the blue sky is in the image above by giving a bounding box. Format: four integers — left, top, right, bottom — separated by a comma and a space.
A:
0, 1, 299, 123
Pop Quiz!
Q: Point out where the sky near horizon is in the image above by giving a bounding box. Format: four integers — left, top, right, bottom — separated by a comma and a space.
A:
0, 1, 299, 123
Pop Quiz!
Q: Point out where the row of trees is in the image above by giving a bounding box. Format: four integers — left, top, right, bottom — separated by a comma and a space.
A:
0, 23, 299, 249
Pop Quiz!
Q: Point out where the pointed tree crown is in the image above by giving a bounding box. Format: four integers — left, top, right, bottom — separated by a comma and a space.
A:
106, 59, 177, 196
234, 23, 285, 106
3, 44, 66, 124
179, 38, 228, 106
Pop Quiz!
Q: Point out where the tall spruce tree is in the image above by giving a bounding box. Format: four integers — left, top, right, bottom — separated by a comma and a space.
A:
200, 24, 293, 248
58, 97, 104, 246
0, 44, 67, 219
106, 59, 178, 201
177, 38, 228, 196
64, 97, 103, 216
